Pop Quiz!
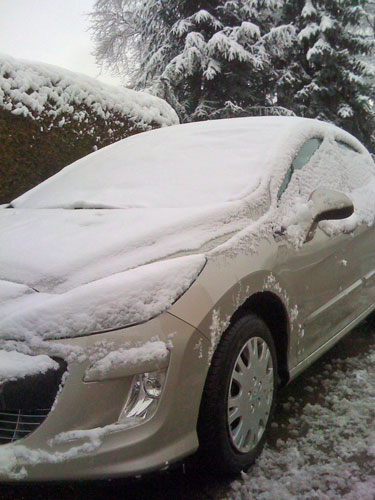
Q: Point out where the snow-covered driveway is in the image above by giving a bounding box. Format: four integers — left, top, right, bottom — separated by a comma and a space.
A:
2, 318, 375, 499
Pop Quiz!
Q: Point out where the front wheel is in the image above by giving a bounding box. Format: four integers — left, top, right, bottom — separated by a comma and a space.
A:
197, 314, 277, 474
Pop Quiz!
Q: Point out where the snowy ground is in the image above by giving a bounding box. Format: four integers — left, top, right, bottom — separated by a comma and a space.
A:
2, 318, 375, 500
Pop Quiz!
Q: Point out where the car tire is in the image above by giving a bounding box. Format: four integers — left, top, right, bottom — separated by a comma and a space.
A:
196, 314, 278, 474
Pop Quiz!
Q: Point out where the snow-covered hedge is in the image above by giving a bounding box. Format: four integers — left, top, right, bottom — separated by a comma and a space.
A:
0, 54, 179, 203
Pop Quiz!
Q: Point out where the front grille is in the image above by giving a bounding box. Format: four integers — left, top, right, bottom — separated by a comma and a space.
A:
0, 358, 67, 445
0, 408, 50, 443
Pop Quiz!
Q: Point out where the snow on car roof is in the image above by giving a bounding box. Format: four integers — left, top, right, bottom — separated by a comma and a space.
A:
12, 116, 362, 210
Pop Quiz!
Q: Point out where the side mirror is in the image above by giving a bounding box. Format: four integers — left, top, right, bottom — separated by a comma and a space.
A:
306, 188, 354, 242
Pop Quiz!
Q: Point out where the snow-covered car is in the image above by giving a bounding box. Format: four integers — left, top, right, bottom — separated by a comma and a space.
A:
1, 116, 375, 481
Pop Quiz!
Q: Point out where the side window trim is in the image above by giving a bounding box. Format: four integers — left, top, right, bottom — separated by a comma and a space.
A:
335, 140, 360, 154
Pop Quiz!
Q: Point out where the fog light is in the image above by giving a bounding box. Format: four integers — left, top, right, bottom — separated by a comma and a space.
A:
118, 369, 166, 424
143, 373, 164, 399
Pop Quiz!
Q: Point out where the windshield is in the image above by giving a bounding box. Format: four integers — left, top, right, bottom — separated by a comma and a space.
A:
12, 118, 287, 209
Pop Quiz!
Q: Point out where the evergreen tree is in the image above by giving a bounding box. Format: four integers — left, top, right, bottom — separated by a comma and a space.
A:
90, 0, 295, 121
277, 0, 375, 151
363, 1, 375, 39
361, 1, 375, 92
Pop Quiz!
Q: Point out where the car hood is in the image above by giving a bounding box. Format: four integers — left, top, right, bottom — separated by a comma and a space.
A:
0, 202, 261, 341
0, 203, 250, 294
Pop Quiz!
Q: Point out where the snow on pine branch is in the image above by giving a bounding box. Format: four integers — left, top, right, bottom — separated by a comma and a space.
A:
298, 23, 320, 41
239, 21, 261, 39
306, 38, 333, 61
261, 25, 296, 55
203, 59, 222, 80
320, 15, 335, 32
201, 101, 296, 120
185, 32, 207, 52
355, 94, 374, 111
343, 69, 365, 85
338, 104, 354, 119
295, 80, 322, 100
302, 0, 317, 18
208, 32, 257, 63
172, 19, 193, 36
192, 10, 224, 29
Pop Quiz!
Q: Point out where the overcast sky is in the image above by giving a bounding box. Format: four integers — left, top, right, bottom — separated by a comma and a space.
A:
0, 0, 122, 86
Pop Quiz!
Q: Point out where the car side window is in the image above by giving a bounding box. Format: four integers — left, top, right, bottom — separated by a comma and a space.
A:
278, 138, 323, 199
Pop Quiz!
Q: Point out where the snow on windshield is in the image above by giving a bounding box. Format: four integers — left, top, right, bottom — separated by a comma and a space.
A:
12, 117, 295, 209
0, 203, 248, 294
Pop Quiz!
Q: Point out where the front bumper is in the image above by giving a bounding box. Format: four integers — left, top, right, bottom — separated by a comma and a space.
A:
0, 312, 210, 481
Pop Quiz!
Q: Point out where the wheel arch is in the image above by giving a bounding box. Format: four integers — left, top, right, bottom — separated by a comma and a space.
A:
170, 266, 292, 387
230, 291, 290, 386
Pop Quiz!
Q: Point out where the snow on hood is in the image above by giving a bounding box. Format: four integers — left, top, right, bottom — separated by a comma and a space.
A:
0, 255, 206, 341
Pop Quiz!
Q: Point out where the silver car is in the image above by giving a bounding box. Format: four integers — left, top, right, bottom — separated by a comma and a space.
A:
0, 116, 374, 480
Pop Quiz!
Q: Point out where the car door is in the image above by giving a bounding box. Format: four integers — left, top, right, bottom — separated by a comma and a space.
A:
324, 141, 375, 319
273, 136, 369, 361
